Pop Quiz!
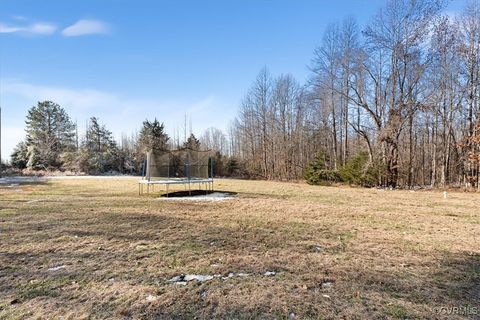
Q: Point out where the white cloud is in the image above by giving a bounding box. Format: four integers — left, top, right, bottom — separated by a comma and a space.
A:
61, 19, 109, 37
0, 21, 56, 35
0, 23, 21, 33
29, 23, 57, 35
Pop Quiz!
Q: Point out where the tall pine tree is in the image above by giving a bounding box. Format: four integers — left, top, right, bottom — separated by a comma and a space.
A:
138, 118, 169, 153
24, 101, 76, 169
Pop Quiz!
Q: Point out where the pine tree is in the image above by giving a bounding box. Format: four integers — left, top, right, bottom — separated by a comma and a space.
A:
11, 141, 29, 169
184, 133, 200, 150
138, 118, 169, 153
79, 117, 119, 174
24, 101, 76, 169
304, 152, 341, 185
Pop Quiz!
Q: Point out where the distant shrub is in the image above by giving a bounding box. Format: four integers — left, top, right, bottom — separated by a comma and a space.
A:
304, 152, 341, 185
224, 157, 251, 178
225, 158, 240, 176
339, 152, 378, 187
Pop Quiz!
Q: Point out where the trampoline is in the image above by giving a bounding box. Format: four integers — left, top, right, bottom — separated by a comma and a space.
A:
138, 148, 214, 196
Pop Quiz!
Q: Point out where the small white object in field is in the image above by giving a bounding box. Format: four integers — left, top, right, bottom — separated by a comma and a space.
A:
168, 275, 183, 282
184, 274, 214, 282
47, 265, 66, 271
168, 274, 214, 283
322, 281, 334, 288
264, 271, 276, 276
443, 191, 448, 199
146, 294, 157, 302
322, 294, 331, 298
170, 272, 252, 283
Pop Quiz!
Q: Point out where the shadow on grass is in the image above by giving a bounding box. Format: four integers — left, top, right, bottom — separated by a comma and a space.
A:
160, 190, 237, 198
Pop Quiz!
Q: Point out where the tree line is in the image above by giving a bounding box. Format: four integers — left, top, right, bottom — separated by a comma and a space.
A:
229, 0, 480, 189
8, 0, 480, 189
9, 101, 221, 175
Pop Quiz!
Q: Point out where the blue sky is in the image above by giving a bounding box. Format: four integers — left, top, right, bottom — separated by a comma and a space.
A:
0, 0, 469, 159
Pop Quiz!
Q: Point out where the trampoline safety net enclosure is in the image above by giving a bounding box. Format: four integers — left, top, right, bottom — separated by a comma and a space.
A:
139, 149, 215, 195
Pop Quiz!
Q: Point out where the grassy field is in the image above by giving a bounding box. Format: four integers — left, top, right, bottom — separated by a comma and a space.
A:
0, 178, 479, 319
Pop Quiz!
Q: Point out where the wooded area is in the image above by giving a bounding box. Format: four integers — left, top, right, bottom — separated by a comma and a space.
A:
229, 0, 480, 188
7, 0, 480, 189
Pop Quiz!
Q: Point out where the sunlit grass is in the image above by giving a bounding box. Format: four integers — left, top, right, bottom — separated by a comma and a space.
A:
0, 178, 478, 319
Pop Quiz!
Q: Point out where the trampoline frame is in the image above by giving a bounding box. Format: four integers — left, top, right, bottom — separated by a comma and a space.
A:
138, 149, 215, 196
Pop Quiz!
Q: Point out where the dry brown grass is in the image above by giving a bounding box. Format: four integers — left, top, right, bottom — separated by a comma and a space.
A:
0, 178, 479, 319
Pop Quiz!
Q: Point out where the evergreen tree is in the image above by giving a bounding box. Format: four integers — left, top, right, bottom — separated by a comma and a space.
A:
304, 152, 341, 185
184, 133, 200, 150
138, 118, 169, 153
339, 152, 379, 187
24, 101, 76, 169
11, 141, 29, 169
79, 117, 119, 174
225, 158, 240, 176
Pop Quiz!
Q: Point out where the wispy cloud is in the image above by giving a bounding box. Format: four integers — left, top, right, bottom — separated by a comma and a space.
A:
0, 21, 56, 35
186, 96, 217, 114
61, 19, 109, 37
3, 81, 117, 110
0, 17, 110, 37
12, 16, 28, 21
